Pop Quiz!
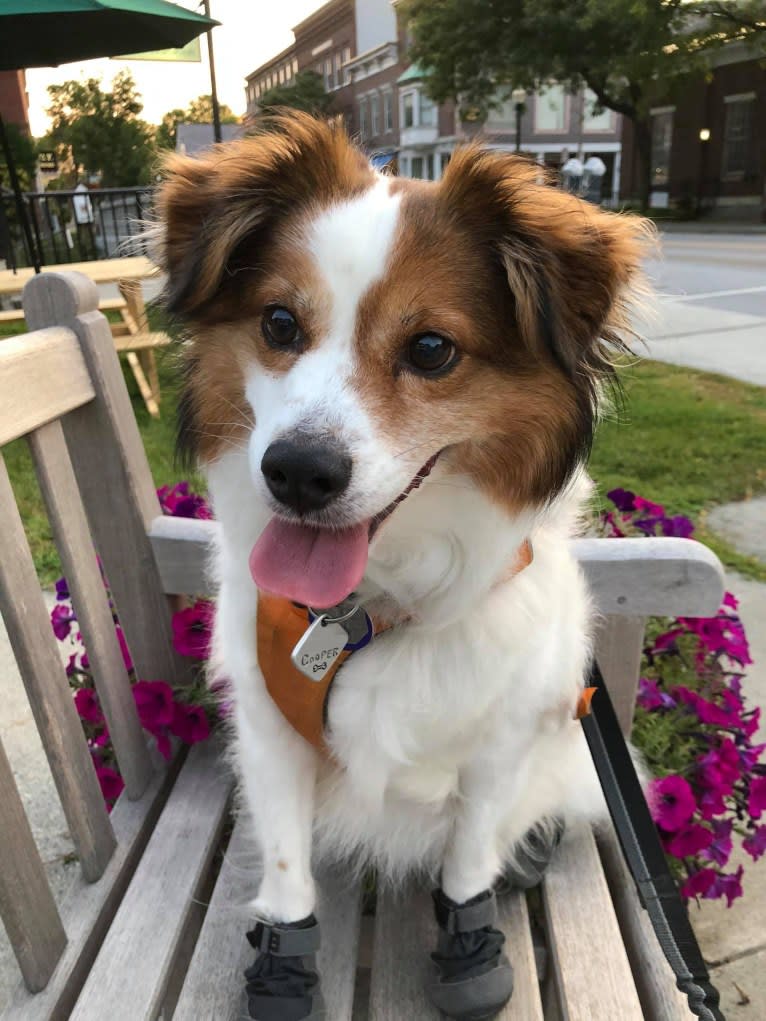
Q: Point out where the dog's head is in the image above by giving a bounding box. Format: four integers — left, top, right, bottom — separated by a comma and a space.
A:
156, 112, 650, 608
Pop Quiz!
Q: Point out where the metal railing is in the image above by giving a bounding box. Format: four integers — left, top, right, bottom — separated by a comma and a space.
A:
0, 187, 153, 270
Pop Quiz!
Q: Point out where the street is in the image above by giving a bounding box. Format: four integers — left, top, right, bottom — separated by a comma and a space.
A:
638, 232, 766, 385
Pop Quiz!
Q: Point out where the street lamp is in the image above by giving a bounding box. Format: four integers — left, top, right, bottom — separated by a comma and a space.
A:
697, 128, 711, 217
699, 128, 711, 142
511, 87, 526, 154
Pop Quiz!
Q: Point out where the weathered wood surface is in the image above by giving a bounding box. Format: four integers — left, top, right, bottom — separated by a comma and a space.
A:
0, 327, 94, 445
598, 825, 694, 1021
69, 740, 232, 1021
149, 515, 218, 595
23, 271, 187, 687
542, 824, 643, 1021
27, 419, 152, 800
0, 737, 66, 993
497, 890, 545, 1021
1, 761, 178, 1021
314, 864, 364, 1021
594, 615, 647, 736
0, 450, 115, 882
0, 256, 159, 296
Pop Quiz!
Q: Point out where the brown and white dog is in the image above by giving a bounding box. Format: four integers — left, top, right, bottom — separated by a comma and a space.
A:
156, 113, 649, 1020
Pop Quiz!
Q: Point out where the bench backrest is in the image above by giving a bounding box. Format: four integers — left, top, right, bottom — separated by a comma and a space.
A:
0, 271, 724, 1014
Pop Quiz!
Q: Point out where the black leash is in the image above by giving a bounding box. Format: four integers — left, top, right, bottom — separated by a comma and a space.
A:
581, 660, 726, 1021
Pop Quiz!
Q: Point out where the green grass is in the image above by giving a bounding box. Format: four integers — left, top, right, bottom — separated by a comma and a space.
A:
2, 310, 765, 584
590, 360, 766, 580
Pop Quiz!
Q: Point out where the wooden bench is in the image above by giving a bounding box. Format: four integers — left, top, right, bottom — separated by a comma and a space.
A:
0, 271, 725, 1021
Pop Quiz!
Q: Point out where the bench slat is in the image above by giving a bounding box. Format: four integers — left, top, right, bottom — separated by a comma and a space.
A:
497, 890, 544, 1021
595, 615, 646, 736
0, 736, 66, 993
1, 758, 178, 1021
369, 882, 440, 1020
0, 451, 116, 883
69, 740, 232, 1021
0, 327, 94, 445
114, 331, 171, 353
28, 419, 153, 800
598, 826, 694, 1020
543, 824, 643, 1021
315, 864, 363, 1021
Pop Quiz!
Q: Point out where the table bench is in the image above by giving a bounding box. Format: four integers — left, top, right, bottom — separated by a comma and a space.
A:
0, 272, 724, 1021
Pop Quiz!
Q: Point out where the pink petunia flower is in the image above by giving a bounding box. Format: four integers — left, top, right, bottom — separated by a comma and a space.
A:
74, 687, 103, 724
648, 775, 696, 832
154, 731, 172, 760
172, 601, 214, 660
170, 703, 211, 744
680, 868, 717, 900
132, 680, 175, 730
51, 603, 76, 640
706, 865, 744, 908
743, 825, 766, 861
665, 823, 714, 858
116, 626, 133, 673
95, 764, 124, 805
700, 820, 733, 867
748, 776, 766, 820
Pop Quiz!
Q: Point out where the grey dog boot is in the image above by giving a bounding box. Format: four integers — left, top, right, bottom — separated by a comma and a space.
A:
428, 888, 514, 1020
244, 915, 325, 1020
496, 818, 564, 894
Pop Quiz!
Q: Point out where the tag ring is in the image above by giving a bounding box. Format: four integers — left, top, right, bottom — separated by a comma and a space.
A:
308, 603, 361, 626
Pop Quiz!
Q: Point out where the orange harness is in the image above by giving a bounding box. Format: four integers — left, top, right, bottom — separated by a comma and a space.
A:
256, 540, 595, 754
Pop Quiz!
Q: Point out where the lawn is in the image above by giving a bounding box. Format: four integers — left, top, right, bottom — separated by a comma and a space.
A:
2, 310, 765, 585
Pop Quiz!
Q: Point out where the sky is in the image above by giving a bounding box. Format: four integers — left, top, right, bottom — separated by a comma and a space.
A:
24, 0, 326, 137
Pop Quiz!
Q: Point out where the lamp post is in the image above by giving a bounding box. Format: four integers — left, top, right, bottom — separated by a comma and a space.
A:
511, 88, 527, 154
697, 128, 710, 218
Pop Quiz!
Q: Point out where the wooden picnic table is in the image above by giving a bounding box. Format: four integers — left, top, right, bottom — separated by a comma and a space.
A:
0, 257, 169, 418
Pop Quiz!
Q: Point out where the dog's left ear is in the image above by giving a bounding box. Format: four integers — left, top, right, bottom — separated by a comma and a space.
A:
441, 148, 653, 375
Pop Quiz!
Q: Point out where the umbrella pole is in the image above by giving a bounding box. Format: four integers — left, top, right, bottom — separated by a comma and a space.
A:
203, 0, 222, 143
0, 114, 40, 274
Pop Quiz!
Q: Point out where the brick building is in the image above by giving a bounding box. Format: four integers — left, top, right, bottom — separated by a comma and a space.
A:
0, 71, 30, 132
620, 43, 765, 219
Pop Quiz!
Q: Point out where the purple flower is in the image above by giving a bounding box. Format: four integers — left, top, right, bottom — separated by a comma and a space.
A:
157, 482, 212, 520
698, 785, 728, 820
705, 865, 744, 908
55, 576, 70, 600
748, 776, 766, 820
700, 820, 733, 867
699, 738, 742, 788
65, 653, 78, 677
652, 628, 684, 653
607, 488, 636, 512
74, 688, 103, 724
743, 825, 766, 861
665, 823, 714, 858
94, 764, 124, 806
661, 515, 695, 538
680, 867, 717, 900
648, 775, 697, 832
51, 603, 76, 640
172, 601, 214, 660
740, 739, 766, 771
170, 703, 210, 744
132, 680, 175, 730
634, 496, 666, 517
723, 592, 739, 611
116, 626, 133, 673
637, 677, 676, 711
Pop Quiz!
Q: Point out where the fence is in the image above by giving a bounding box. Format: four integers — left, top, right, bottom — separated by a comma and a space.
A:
0, 187, 153, 270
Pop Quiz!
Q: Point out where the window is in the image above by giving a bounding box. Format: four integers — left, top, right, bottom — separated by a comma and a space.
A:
650, 110, 674, 186
420, 93, 437, 127
279, 68, 285, 84
293, 58, 298, 75
371, 94, 380, 136
410, 156, 424, 179
722, 97, 754, 178
426, 153, 434, 180
324, 59, 333, 91
343, 47, 352, 85
334, 52, 342, 89
403, 92, 415, 128
582, 89, 613, 132
359, 98, 369, 140
535, 85, 567, 132
383, 91, 393, 133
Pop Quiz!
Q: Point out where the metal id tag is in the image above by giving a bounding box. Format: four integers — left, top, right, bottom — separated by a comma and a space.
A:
291, 614, 349, 682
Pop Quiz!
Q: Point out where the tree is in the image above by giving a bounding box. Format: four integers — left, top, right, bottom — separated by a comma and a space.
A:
155, 94, 239, 150
46, 71, 155, 187
402, 0, 766, 209
0, 123, 37, 192
256, 71, 334, 117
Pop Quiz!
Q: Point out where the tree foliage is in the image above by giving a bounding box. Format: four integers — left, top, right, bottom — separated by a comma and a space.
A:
0, 123, 37, 192
45, 71, 155, 187
402, 0, 766, 206
256, 71, 334, 117
155, 94, 239, 150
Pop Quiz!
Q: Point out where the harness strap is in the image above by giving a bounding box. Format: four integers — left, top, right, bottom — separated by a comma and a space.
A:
581, 660, 724, 1021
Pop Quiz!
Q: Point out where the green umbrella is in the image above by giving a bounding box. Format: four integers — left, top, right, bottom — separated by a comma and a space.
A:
0, 0, 218, 271
0, 0, 217, 70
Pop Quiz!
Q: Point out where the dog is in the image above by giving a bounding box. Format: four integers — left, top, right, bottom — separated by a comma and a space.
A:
156, 112, 649, 1020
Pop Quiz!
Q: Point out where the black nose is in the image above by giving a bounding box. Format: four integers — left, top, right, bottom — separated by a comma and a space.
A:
261, 439, 352, 513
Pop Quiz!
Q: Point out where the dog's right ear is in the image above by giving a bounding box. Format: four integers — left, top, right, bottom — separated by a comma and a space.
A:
154, 113, 374, 319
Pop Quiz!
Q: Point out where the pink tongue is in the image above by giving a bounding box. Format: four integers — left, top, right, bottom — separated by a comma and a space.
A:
249, 517, 370, 607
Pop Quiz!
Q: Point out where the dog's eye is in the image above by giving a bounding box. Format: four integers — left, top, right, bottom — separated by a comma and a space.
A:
404, 334, 457, 376
262, 307, 302, 349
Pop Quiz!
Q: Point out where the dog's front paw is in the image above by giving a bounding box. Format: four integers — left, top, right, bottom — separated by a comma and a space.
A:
244, 916, 325, 1020
428, 888, 514, 1021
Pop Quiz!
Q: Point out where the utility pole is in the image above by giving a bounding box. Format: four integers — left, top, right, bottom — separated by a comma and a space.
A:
202, 0, 222, 142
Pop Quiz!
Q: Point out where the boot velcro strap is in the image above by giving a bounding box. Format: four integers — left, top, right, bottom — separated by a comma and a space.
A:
247, 917, 320, 957
433, 889, 498, 934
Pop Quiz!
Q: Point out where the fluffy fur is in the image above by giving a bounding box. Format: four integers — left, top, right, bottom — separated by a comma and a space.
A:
156, 113, 651, 921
